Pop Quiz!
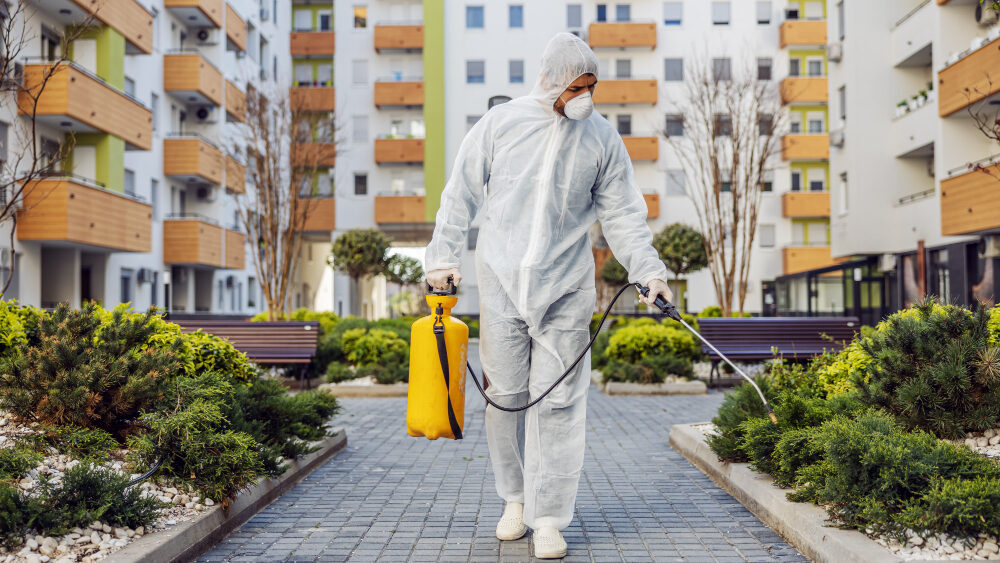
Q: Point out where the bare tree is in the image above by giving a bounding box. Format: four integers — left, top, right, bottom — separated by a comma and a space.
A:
233, 86, 335, 320
662, 51, 785, 315
0, 3, 93, 294
964, 76, 1000, 183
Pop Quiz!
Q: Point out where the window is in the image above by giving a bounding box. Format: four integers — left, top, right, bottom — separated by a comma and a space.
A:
466, 115, 481, 132
124, 169, 135, 196
615, 59, 631, 79
839, 85, 846, 120
120, 269, 134, 303
248, 277, 257, 308
218, 280, 224, 309
805, 1, 823, 20
317, 63, 332, 86
615, 4, 630, 21
352, 59, 367, 84
664, 58, 683, 81
712, 58, 731, 81
837, 1, 845, 39
467, 227, 480, 250
0, 121, 7, 170
596, 4, 607, 22
762, 170, 774, 192
616, 115, 631, 136
467, 60, 485, 83
759, 224, 775, 248
124, 76, 135, 97
150, 93, 158, 132
353, 5, 367, 28
151, 179, 158, 220
808, 168, 825, 191
789, 57, 801, 77
758, 114, 773, 136
807, 115, 824, 133
838, 172, 848, 213
665, 114, 684, 137
509, 5, 523, 28
352, 115, 368, 143
807, 58, 823, 77
711, 2, 730, 25
666, 170, 686, 196
720, 169, 732, 192
567, 4, 582, 27
789, 113, 802, 133
354, 173, 367, 195
466, 5, 484, 28
663, 2, 682, 25
293, 9, 311, 30
756, 1, 771, 24
791, 170, 802, 191
509, 59, 524, 83
151, 271, 158, 308
319, 12, 331, 30
757, 57, 772, 80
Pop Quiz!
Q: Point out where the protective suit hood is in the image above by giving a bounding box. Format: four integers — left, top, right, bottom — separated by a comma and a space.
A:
529, 32, 599, 112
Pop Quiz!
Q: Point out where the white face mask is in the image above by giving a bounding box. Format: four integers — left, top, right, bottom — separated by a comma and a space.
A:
562, 91, 593, 120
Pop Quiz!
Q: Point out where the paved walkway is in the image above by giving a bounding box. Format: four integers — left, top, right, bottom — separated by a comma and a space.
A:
200, 347, 805, 562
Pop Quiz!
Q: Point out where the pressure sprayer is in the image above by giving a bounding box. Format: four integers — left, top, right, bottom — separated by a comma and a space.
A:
406, 279, 776, 440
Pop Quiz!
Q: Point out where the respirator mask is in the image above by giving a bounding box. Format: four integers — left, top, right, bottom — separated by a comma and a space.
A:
562, 92, 594, 120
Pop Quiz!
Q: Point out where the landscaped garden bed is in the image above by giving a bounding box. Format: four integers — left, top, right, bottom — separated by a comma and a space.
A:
673, 301, 1000, 561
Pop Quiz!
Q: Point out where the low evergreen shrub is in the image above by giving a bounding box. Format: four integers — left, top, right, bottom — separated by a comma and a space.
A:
605, 324, 699, 364
899, 477, 1000, 539
0, 447, 42, 481
325, 361, 355, 383
706, 378, 778, 462
39, 426, 120, 462
601, 353, 693, 385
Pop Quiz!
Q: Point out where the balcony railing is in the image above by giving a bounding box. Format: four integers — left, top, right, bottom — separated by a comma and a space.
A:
301, 198, 337, 232
780, 76, 828, 104
782, 192, 830, 218
622, 135, 658, 161
782, 246, 838, 276
782, 134, 830, 160
373, 23, 424, 52
226, 3, 246, 52
643, 193, 660, 219
164, 0, 223, 28
940, 162, 1000, 236
225, 79, 246, 123
289, 86, 335, 112
593, 77, 658, 105
779, 20, 826, 48
938, 34, 1000, 117
164, 51, 224, 107
163, 215, 224, 267
375, 195, 425, 223
588, 21, 656, 49
163, 134, 224, 186
374, 137, 424, 164
374, 79, 424, 107
49, 0, 154, 54
290, 31, 335, 57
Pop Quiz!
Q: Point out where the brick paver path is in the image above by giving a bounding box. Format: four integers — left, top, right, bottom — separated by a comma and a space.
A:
200, 346, 805, 562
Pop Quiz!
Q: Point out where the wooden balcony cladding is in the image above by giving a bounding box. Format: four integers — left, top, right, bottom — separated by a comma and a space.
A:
225, 80, 246, 123
643, 193, 660, 219
593, 79, 658, 105
290, 31, 335, 57
623, 136, 658, 161
301, 198, 336, 231
373, 25, 424, 52
780, 77, 828, 104
225, 3, 246, 52
289, 87, 336, 112
374, 138, 424, 164
940, 165, 1000, 236
163, 219, 223, 267
17, 178, 152, 252
779, 20, 827, 48
67, 0, 153, 54
374, 81, 424, 107
225, 155, 245, 193
783, 246, 837, 275
163, 53, 223, 106
163, 0, 222, 28
163, 138, 224, 185
19, 64, 152, 150
782, 134, 830, 160
292, 143, 336, 167
938, 38, 1000, 117
224, 229, 245, 269
588, 22, 656, 49
375, 196, 425, 223
782, 192, 830, 218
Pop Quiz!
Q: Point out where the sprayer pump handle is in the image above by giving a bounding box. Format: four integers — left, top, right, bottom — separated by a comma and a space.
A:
426, 276, 458, 296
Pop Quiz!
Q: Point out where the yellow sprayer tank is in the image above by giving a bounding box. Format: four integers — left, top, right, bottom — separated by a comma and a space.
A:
406, 293, 468, 440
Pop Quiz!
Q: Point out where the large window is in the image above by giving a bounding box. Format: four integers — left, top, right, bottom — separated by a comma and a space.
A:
663, 2, 682, 25
665, 114, 684, 137
567, 4, 582, 27
757, 57, 772, 80
467, 60, 485, 83
789, 57, 801, 77
466, 5, 484, 28
0, 121, 8, 171
509, 4, 523, 28
759, 224, 775, 248
615, 3, 630, 21
615, 58, 631, 79
353, 5, 366, 28
756, 1, 771, 24
616, 114, 631, 136
664, 58, 683, 81
120, 269, 134, 303
509, 59, 524, 83
838, 85, 846, 120
354, 173, 367, 195
712, 58, 731, 81
352, 115, 368, 142
807, 58, 824, 77
711, 2, 730, 25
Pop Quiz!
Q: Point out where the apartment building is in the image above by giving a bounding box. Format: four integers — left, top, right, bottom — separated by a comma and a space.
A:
770, 0, 1000, 324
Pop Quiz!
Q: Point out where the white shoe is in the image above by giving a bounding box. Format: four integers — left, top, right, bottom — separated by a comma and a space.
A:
533, 526, 567, 559
496, 502, 527, 540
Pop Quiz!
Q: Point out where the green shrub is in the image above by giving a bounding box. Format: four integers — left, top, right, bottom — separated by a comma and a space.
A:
0, 447, 43, 481
706, 378, 778, 462
342, 328, 409, 367
898, 477, 1000, 539
326, 361, 355, 383
591, 332, 612, 370
605, 324, 699, 364
662, 313, 699, 333
989, 306, 1000, 346
600, 353, 692, 385
0, 300, 39, 359
38, 426, 119, 462
698, 305, 723, 318
772, 426, 825, 488
739, 417, 784, 475
180, 330, 259, 384
0, 482, 31, 547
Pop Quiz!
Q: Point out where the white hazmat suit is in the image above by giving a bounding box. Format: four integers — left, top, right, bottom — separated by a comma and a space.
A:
424, 33, 668, 530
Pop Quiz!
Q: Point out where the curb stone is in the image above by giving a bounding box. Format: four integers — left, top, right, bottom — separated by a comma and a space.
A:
317, 383, 408, 397
590, 369, 708, 395
669, 423, 950, 563
106, 430, 348, 563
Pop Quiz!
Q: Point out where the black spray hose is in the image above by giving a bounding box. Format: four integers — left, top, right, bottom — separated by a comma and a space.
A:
465, 282, 778, 424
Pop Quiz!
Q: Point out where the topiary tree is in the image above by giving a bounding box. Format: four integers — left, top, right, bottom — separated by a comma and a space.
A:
653, 223, 707, 311
330, 229, 393, 316
599, 256, 628, 286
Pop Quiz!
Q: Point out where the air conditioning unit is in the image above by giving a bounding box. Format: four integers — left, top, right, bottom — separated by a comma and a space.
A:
830, 129, 845, 148
826, 42, 843, 62
980, 235, 1000, 258
195, 106, 217, 123
195, 28, 217, 45
0, 61, 23, 89
137, 268, 154, 283
196, 186, 217, 202
976, 3, 1000, 26
259, 7, 270, 21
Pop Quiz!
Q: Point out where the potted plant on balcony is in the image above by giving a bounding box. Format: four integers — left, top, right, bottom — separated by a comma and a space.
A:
896, 100, 909, 118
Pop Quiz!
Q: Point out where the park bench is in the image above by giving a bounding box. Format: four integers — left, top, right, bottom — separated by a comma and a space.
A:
172, 320, 320, 388
697, 317, 860, 387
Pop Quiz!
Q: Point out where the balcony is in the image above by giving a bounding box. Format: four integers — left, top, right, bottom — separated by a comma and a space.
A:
593, 79, 657, 105
375, 138, 424, 164
19, 62, 152, 150
292, 143, 336, 167
164, 52, 223, 107
225, 155, 245, 194
225, 3, 246, 52
780, 77, 828, 104
375, 195, 425, 223
301, 198, 337, 232
373, 24, 424, 52
782, 192, 830, 218
622, 136, 658, 161
163, 0, 222, 28
643, 193, 660, 219
163, 136, 224, 186
940, 164, 1000, 236
588, 22, 656, 49
374, 80, 424, 108
289, 87, 336, 112
892, 95, 936, 158
890, 1, 932, 68
779, 20, 826, 48
782, 134, 830, 160
290, 31, 335, 57
938, 37, 1000, 117
783, 246, 838, 275
17, 176, 152, 252
225, 79, 245, 123
45, 0, 153, 54
225, 230, 245, 269
162, 216, 224, 267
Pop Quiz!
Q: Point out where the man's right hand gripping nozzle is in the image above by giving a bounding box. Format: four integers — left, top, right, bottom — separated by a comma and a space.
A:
426, 268, 462, 291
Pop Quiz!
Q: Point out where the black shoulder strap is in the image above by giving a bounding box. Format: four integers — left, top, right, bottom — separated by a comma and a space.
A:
433, 321, 463, 440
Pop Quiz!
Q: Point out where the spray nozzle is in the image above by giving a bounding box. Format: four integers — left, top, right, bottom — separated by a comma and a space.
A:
635, 283, 682, 321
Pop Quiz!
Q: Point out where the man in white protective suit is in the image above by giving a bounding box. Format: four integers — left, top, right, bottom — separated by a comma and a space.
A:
423, 32, 673, 559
